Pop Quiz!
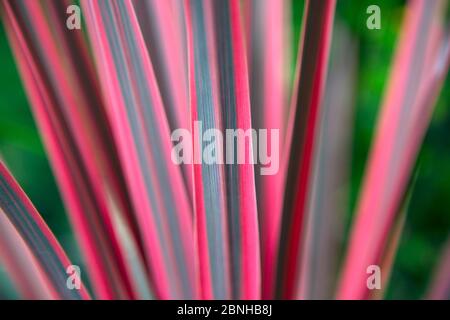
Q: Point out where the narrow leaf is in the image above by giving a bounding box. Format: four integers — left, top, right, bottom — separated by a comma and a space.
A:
0, 161, 90, 299
276, 0, 336, 299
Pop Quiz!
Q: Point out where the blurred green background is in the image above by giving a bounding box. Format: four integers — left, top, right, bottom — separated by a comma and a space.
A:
0, 0, 449, 299
334, 0, 450, 299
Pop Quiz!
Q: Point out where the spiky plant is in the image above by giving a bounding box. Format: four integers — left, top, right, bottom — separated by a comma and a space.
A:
0, 0, 449, 300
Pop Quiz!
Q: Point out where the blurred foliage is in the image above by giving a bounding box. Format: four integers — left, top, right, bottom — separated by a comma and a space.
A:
0, 22, 83, 299
334, 0, 450, 299
0, 0, 449, 299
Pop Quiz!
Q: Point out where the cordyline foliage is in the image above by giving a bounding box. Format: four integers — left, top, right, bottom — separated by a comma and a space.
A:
0, 0, 449, 300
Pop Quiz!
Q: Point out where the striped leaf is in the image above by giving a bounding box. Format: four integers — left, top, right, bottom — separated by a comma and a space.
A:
0, 160, 90, 299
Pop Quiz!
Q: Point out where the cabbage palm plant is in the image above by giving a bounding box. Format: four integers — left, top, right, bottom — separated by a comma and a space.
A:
0, 0, 449, 300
